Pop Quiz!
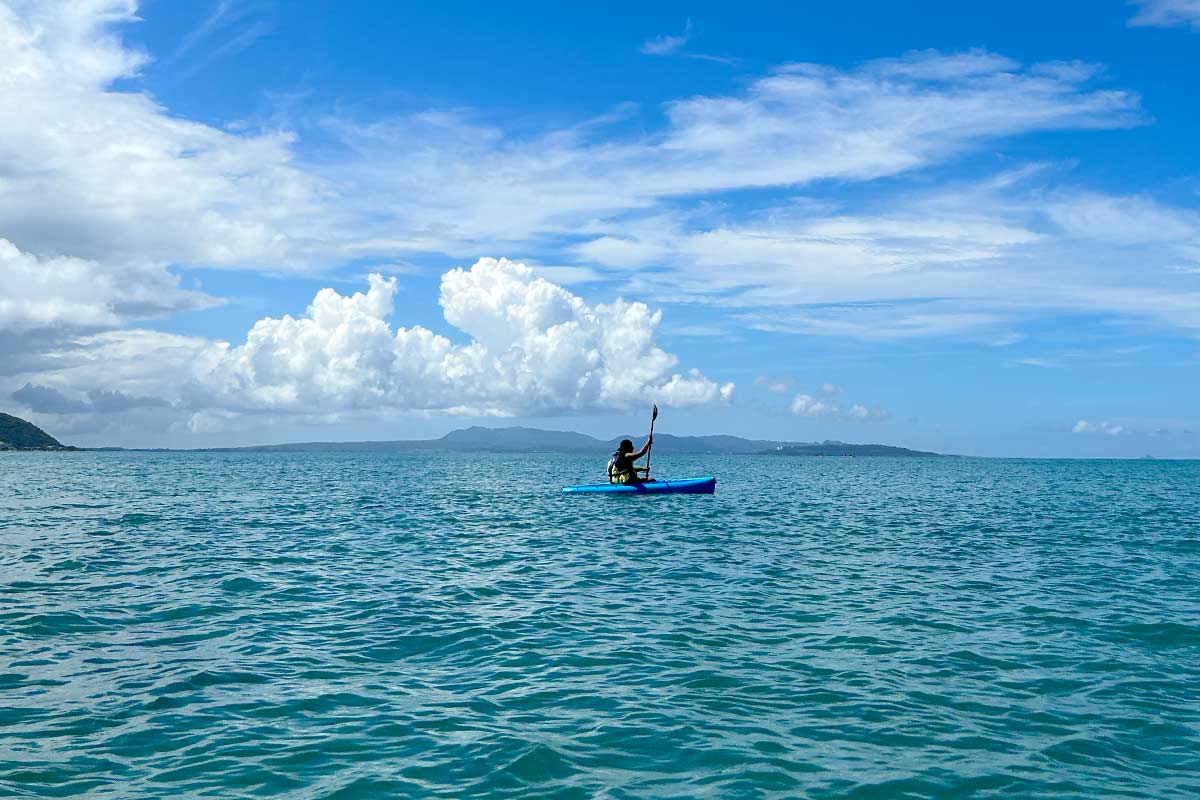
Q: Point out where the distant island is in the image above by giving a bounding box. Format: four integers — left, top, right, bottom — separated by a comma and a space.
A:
195, 426, 948, 457
0, 413, 74, 451
762, 443, 942, 457
0, 413, 948, 456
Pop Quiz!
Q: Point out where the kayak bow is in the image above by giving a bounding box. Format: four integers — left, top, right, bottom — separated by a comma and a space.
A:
561, 476, 716, 495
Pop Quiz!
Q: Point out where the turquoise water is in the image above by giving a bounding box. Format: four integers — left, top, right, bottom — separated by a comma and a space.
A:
2, 452, 1199, 799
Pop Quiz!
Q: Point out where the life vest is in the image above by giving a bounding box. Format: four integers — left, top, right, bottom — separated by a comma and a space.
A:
607, 449, 634, 484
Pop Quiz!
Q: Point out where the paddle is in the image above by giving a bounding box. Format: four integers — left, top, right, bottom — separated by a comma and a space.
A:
644, 404, 658, 479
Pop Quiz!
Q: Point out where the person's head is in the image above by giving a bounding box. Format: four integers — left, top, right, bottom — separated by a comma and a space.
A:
618, 439, 634, 454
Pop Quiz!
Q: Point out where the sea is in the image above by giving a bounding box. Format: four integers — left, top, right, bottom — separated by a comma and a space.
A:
2, 452, 1198, 799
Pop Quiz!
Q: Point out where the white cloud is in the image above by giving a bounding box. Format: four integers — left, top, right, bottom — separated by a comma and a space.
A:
789, 384, 886, 421
5, 1, 1141, 288
791, 394, 836, 416
7, 259, 732, 431
650, 53, 1137, 188
170, 0, 271, 67
7, 328, 220, 404
0, 2, 1156, 341
0, 0, 333, 270
743, 306, 1012, 342
1043, 193, 1200, 244
755, 375, 792, 394
844, 404, 873, 420
866, 50, 1021, 80
580, 170, 1200, 340
526, 265, 606, 285
1129, 1, 1200, 30
640, 22, 690, 56
0, 238, 214, 331
6, 0, 1200, 441
187, 258, 732, 419
637, 20, 735, 64
1073, 419, 1127, 435
1009, 357, 1063, 368
313, 48, 1141, 258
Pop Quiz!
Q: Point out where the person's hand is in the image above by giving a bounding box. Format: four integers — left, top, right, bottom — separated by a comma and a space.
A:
647, 434, 654, 445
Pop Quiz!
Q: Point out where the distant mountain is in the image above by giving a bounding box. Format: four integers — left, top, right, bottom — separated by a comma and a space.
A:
439, 428, 795, 454
0, 413, 72, 451
762, 442, 943, 457
198, 426, 943, 456
441, 426, 601, 452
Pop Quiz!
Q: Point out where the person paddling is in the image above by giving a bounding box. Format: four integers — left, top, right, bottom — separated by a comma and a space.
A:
608, 435, 653, 484
564, 406, 713, 495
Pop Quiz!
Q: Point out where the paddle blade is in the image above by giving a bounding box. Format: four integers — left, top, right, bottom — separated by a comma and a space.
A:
651, 403, 658, 422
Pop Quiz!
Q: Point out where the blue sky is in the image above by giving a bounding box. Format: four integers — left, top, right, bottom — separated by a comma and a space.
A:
2, 0, 1199, 456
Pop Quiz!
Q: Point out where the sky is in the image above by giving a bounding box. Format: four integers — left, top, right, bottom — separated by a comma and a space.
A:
2, 0, 1199, 456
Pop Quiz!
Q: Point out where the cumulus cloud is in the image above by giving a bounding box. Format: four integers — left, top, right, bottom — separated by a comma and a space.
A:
1073, 419, 1127, 435
7, 260, 732, 432
789, 384, 886, 421
188, 258, 732, 419
1129, 0, 1200, 30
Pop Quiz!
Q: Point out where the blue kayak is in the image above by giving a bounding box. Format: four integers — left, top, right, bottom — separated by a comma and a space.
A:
561, 476, 716, 495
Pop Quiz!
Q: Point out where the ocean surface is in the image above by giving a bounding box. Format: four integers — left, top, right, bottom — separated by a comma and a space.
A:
2, 452, 1198, 799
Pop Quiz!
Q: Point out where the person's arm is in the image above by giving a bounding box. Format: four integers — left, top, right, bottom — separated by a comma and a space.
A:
632, 435, 653, 459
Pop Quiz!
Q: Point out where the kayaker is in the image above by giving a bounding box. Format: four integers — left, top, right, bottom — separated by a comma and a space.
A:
608, 435, 653, 484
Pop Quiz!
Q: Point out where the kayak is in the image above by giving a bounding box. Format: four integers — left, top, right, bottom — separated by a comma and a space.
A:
561, 476, 716, 495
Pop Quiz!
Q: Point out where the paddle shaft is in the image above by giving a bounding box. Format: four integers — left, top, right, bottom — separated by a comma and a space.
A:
645, 406, 657, 477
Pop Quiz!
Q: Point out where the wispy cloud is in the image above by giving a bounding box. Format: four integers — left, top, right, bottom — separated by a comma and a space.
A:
1073, 419, 1127, 435
593, 169, 1200, 342
1128, 0, 1200, 30
172, 0, 241, 60
639, 20, 738, 64
1009, 357, 1065, 368
640, 21, 691, 56
208, 18, 271, 61
755, 375, 793, 394
169, 0, 272, 72
1, 10, 1146, 281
